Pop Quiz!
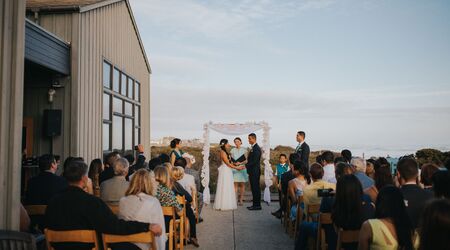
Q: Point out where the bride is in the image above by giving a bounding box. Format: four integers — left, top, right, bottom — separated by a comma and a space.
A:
214, 139, 244, 211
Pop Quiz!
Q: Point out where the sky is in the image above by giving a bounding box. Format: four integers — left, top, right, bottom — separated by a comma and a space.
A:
130, 0, 450, 156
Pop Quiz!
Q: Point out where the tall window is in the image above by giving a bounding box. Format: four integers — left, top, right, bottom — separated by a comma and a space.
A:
103, 60, 141, 154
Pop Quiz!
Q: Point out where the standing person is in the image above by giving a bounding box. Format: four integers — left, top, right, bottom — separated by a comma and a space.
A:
214, 139, 241, 211
246, 133, 262, 210
295, 131, 310, 167
230, 137, 248, 206
169, 138, 184, 167
272, 153, 297, 219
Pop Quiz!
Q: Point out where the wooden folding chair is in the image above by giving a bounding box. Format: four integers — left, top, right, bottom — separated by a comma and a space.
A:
306, 204, 320, 222
107, 204, 119, 215
162, 206, 175, 250
44, 229, 99, 250
316, 213, 332, 250
336, 229, 360, 250
294, 196, 304, 240
175, 196, 186, 250
24, 205, 47, 216
285, 197, 292, 234
102, 232, 156, 250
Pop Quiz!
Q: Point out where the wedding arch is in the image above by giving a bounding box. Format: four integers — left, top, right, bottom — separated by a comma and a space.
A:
201, 121, 273, 205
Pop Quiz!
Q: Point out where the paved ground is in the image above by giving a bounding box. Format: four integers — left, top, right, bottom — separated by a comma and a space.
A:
186, 199, 294, 250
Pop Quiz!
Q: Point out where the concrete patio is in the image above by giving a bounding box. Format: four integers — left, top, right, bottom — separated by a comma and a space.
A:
186, 199, 294, 250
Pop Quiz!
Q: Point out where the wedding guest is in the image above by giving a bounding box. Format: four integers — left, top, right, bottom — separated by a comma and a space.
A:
45, 159, 162, 250
231, 137, 248, 206
397, 157, 433, 228
159, 153, 170, 164
133, 144, 148, 171
418, 199, 450, 250
288, 161, 311, 221
316, 155, 324, 166
374, 165, 394, 191
432, 170, 450, 199
275, 154, 289, 184
341, 149, 352, 164
272, 153, 298, 219
25, 154, 68, 205
124, 154, 135, 180
149, 157, 163, 171
119, 169, 167, 250
99, 151, 121, 184
358, 186, 414, 250
171, 167, 199, 247
100, 158, 130, 205
334, 156, 346, 165
174, 158, 196, 196
154, 166, 182, 233
351, 157, 374, 190
420, 163, 439, 191
183, 155, 204, 222
169, 138, 184, 166
303, 163, 335, 206
88, 158, 103, 196
366, 159, 376, 179
321, 151, 336, 183
295, 131, 310, 166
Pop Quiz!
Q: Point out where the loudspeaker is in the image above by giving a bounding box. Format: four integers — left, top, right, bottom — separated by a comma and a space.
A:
43, 109, 62, 137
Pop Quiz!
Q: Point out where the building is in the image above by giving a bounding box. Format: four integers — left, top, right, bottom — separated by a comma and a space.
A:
0, 0, 151, 229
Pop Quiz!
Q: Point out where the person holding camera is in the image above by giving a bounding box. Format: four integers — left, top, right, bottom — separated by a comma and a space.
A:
303, 163, 336, 207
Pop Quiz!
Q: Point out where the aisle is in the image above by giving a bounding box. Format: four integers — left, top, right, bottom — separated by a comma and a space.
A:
186, 201, 294, 250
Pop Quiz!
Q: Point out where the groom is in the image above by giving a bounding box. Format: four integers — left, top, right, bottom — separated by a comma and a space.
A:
246, 133, 262, 210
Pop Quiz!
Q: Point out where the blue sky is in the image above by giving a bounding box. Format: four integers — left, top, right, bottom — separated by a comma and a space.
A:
130, 0, 450, 155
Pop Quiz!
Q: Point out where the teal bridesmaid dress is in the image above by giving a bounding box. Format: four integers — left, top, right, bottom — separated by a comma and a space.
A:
230, 147, 249, 183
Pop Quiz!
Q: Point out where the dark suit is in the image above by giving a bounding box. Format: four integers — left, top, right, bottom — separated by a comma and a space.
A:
246, 143, 262, 207
25, 171, 68, 205
45, 186, 149, 250
99, 166, 114, 184
280, 170, 295, 211
400, 184, 433, 228
295, 142, 310, 167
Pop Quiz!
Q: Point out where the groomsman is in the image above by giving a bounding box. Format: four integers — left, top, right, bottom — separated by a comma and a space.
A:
295, 131, 310, 167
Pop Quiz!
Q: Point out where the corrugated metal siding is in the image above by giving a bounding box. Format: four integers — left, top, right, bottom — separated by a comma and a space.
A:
37, 1, 151, 162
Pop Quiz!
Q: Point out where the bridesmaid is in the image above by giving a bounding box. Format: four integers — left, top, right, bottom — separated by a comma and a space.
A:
230, 137, 248, 206
169, 138, 184, 167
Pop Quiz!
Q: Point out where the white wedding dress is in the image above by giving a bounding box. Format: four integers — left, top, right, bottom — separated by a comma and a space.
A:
214, 159, 237, 211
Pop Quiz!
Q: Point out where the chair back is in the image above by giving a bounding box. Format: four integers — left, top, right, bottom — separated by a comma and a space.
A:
102, 232, 156, 250
316, 213, 332, 250
175, 196, 186, 250
0, 230, 37, 250
336, 229, 360, 250
24, 205, 47, 216
162, 207, 175, 250
306, 204, 320, 222
44, 229, 99, 250
293, 196, 304, 239
107, 204, 119, 215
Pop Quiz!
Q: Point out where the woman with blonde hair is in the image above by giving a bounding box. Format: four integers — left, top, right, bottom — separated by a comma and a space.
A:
171, 167, 199, 247
119, 169, 166, 250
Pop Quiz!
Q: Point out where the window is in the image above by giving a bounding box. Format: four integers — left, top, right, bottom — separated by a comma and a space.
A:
103, 60, 141, 153
121, 73, 127, 96
113, 68, 120, 92
103, 62, 111, 88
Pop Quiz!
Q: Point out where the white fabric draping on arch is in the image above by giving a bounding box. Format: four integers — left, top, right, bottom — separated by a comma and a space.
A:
201, 121, 273, 205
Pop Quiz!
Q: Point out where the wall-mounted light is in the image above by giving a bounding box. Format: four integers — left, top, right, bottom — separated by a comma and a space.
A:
48, 88, 56, 103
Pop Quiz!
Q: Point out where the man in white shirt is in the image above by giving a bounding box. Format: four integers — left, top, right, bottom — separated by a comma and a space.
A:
320, 151, 336, 183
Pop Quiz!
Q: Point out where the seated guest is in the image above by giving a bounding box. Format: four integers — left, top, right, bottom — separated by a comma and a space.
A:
25, 154, 68, 205
420, 163, 439, 191
159, 153, 170, 164
321, 151, 336, 183
341, 149, 352, 164
351, 157, 374, 190
148, 157, 163, 171
99, 151, 121, 184
366, 159, 376, 179
397, 157, 432, 228
303, 163, 335, 206
418, 199, 450, 250
432, 170, 450, 199
374, 165, 394, 191
296, 175, 375, 250
288, 161, 311, 221
359, 186, 414, 250
174, 158, 196, 196
45, 160, 162, 250
171, 167, 199, 247
124, 154, 135, 180
100, 158, 130, 205
119, 169, 166, 250
272, 153, 298, 219
181, 156, 204, 221
88, 158, 103, 196
133, 144, 148, 171
154, 166, 183, 233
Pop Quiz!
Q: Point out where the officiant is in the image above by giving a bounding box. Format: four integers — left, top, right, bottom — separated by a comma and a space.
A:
230, 137, 248, 206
